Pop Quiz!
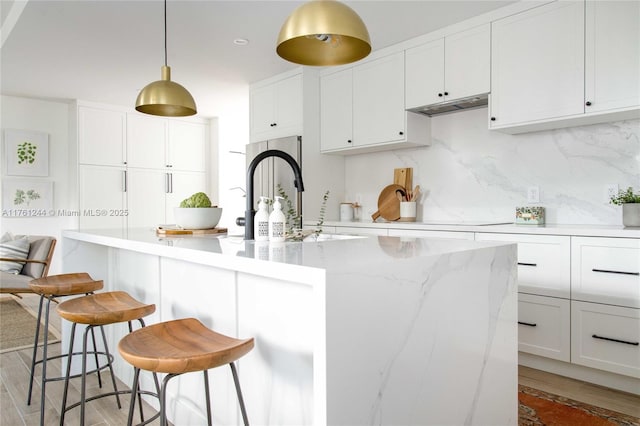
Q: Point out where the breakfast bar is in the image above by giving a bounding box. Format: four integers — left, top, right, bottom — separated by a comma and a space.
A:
61, 228, 517, 425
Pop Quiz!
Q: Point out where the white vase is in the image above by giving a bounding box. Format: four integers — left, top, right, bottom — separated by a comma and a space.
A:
622, 203, 640, 227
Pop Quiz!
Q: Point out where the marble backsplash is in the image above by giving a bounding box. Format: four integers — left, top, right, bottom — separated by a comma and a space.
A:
344, 108, 640, 225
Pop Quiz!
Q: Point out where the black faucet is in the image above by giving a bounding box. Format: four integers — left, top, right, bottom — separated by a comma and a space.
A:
236, 149, 304, 240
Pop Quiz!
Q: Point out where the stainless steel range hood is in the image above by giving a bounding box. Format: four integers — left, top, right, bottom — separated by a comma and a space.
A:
408, 94, 488, 117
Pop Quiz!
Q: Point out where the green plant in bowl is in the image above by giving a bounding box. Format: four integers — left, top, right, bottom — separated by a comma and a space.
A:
174, 192, 222, 229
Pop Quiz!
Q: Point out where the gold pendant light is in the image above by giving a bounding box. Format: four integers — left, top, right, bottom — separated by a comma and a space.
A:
277, 0, 371, 66
135, 0, 196, 116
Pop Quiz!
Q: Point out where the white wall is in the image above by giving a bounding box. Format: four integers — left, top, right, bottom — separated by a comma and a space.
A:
1, 95, 74, 274
345, 108, 640, 225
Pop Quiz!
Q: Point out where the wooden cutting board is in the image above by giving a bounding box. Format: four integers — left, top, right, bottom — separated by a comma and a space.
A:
393, 168, 413, 191
371, 184, 406, 221
156, 227, 227, 235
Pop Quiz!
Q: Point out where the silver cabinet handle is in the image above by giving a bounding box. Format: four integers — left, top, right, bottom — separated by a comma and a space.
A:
169, 173, 173, 193
123, 170, 127, 192
165, 173, 170, 193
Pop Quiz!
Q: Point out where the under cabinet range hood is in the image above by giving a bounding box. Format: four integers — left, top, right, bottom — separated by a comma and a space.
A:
408, 94, 488, 117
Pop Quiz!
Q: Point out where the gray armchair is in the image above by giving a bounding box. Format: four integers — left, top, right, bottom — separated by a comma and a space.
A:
0, 236, 56, 297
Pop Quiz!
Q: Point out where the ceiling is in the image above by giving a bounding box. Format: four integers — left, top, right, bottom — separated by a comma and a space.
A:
1, 0, 515, 118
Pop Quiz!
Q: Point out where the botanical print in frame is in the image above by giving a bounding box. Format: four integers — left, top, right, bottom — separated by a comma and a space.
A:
2, 179, 54, 217
4, 129, 49, 177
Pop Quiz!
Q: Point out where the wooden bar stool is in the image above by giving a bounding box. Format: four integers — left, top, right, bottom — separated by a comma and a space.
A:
118, 318, 254, 426
27, 272, 104, 426
57, 290, 156, 426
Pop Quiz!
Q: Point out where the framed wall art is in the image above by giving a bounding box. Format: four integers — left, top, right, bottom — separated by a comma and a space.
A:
2, 179, 54, 217
3, 129, 49, 177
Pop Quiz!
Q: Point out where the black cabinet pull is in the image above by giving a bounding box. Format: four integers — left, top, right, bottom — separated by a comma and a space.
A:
444, 91, 449, 96
347, 139, 352, 143
518, 262, 537, 267
518, 321, 537, 327
399, 131, 404, 136
586, 101, 592, 106
270, 123, 277, 127
592, 334, 639, 346
592, 268, 639, 276
490, 117, 496, 121
438, 93, 443, 97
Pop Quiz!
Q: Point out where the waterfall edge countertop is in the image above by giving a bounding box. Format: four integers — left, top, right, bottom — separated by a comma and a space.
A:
62, 228, 518, 425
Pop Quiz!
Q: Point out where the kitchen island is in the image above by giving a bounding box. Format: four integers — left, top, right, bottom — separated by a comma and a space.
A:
62, 228, 517, 425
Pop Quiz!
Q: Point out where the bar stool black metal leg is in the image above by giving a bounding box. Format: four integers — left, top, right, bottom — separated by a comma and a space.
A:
203, 370, 213, 426
99, 324, 122, 409
36, 297, 53, 426
60, 322, 77, 426
160, 374, 178, 426
27, 294, 45, 406
90, 324, 103, 388
230, 362, 250, 426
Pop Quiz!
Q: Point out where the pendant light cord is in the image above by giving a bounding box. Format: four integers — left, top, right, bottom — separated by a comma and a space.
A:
163, 0, 168, 66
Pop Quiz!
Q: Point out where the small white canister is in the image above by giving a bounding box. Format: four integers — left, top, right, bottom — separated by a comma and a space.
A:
340, 202, 355, 222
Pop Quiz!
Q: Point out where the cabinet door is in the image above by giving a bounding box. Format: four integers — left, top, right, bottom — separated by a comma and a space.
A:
127, 169, 167, 228
320, 68, 353, 151
585, 1, 640, 113
571, 237, 640, 309
168, 120, 207, 172
78, 165, 126, 229
165, 171, 207, 224
127, 114, 167, 169
78, 107, 126, 166
490, 1, 585, 126
518, 293, 570, 362
405, 38, 444, 109
445, 24, 490, 101
250, 83, 276, 139
353, 51, 406, 146
274, 74, 303, 136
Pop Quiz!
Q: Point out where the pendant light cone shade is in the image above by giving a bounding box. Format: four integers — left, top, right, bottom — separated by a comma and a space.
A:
135, 66, 197, 117
277, 0, 371, 66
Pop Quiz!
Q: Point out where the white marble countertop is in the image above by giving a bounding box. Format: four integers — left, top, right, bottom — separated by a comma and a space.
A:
315, 220, 640, 238
62, 228, 514, 284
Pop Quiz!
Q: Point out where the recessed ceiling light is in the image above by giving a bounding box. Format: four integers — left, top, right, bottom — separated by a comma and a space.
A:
233, 38, 249, 46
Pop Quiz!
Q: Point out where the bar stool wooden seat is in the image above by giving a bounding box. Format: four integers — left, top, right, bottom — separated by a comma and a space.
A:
27, 272, 104, 426
57, 291, 156, 426
118, 318, 254, 426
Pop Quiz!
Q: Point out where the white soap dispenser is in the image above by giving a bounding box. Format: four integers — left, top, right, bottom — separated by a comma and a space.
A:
254, 196, 270, 241
268, 196, 286, 243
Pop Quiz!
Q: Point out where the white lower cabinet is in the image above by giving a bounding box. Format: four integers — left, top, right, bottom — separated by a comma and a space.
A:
388, 228, 474, 240
475, 233, 571, 298
518, 293, 570, 362
571, 300, 640, 378
334, 226, 387, 236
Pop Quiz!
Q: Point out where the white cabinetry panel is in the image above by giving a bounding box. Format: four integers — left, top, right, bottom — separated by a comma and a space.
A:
250, 73, 302, 142
168, 120, 207, 172
78, 165, 127, 229
126, 114, 167, 169
78, 106, 126, 166
320, 69, 353, 151
490, 1, 585, 127
518, 293, 570, 362
388, 228, 474, 240
585, 0, 640, 113
571, 237, 640, 308
475, 233, 570, 298
571, 301, 640, 378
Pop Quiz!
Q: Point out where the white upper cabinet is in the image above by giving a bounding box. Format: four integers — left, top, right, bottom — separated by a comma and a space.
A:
490, 1, 585, 128
127, 114, 168, 169
320, 68, 353, 151
585, 0, 640, 113
168, 120, 207, 172
78, 106, 126, 167
250, 73, 303, 142
127, 114, 207, 172
406, 24, 490, 110
320, 51, 430, 154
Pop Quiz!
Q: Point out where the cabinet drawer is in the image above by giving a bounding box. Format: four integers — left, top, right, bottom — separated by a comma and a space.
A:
475, 233, 570, 298
518, 293, 570, 362
571, 301, 640, 378
572, 237, 640, 308
388, 229, 474, 240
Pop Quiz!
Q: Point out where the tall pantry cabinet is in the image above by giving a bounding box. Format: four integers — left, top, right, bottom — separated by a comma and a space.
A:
72, 101, 210, 230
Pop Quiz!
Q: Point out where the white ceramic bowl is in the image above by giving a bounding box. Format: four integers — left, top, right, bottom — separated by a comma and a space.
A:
174, 207, 222, 229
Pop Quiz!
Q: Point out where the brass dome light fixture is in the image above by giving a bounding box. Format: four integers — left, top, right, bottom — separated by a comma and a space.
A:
276, 0, 371, 66
135, 0, 196, 117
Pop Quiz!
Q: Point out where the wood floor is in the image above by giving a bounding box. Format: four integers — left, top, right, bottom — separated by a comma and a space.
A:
2, 294, 639, 425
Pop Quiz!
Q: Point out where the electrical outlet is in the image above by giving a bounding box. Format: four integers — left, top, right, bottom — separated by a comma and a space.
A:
527, 186, 540, 203
605, 184, 619, 202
